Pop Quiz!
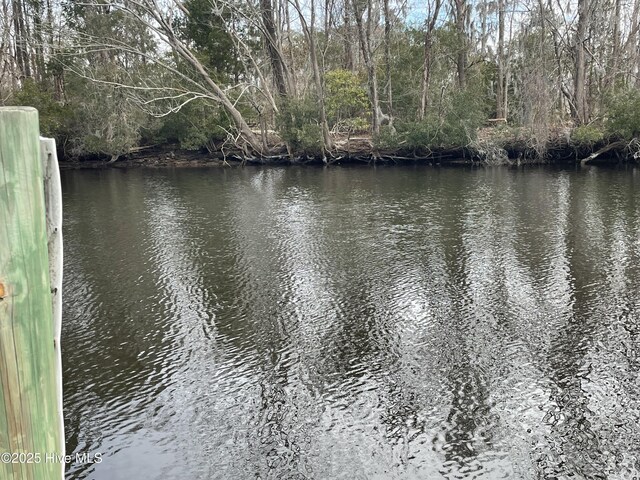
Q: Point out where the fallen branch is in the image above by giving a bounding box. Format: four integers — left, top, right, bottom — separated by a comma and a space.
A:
580, 140, 627, 165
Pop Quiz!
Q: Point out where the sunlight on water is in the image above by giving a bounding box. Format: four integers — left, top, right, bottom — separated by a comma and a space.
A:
61, 166, 640, 479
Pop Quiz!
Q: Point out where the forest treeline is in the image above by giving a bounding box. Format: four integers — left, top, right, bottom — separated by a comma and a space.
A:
2, 0, 640, 162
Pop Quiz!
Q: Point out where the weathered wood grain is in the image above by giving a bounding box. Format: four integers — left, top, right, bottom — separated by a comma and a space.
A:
41, 137, 65, 480
0, 107, 64, 479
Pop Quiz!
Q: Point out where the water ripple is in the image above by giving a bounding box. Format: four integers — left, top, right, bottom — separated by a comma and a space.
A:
61, 166, 640, 479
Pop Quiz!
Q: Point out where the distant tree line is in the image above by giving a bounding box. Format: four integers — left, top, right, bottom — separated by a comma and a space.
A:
2, 0, 640, 159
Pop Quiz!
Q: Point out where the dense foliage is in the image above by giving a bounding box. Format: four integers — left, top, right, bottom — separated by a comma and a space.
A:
2, 0, 640, 159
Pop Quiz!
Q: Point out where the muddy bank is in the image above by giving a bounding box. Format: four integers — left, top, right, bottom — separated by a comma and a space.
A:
58, 131, 638, 169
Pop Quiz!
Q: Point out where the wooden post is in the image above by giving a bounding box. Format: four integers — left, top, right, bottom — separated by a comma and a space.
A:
40, 136, 65, 480
0, 107, 64, 479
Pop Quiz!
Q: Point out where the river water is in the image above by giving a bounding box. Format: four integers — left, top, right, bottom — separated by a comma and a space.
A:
61, 166, 640, 479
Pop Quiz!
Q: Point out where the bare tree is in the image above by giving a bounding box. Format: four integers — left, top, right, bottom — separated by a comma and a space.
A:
420, 0, 441, 119
352, 0, 381, 134
496, 0, 506, 118
13, 0, 31, 78
608, 0, 621, 89
74, 0, 266, 153
574, 0, 590, 123
453, 0, 468, 89
261, 0, 291, 97
342, 0, 355, 70
383, 0, 392, 119
289, 0, 334, 150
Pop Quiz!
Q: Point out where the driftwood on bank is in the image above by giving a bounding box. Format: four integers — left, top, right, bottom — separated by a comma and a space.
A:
580, 140, 628, 165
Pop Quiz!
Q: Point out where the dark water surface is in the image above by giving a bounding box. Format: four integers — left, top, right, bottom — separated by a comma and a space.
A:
61, 166, 640, 479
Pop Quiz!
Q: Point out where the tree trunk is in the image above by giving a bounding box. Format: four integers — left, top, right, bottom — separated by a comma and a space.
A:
310, 0, 333, 150
608, 0, 621, 90
480, 3, 487, 55
170, 39, 263, 153
33, 0, 45, 82
496, 0, 505, 118
260, 0, 290, 97
383, 0, 392, 118
284, 1, 298, 97
12, 0, 31, 79
141, 4, 265, 154
343, 3, 354, 70
543, 0, 577, 118
420, 0, 441, 120
353, 0, 380, 135
453, 0, 467, 89
1, 0, 15, 89
574, 0, 589, 124
291, 0, 333, 150
623, 0, 640, 87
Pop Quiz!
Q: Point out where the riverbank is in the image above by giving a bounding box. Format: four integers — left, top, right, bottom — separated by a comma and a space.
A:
58, 126, 639, 169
